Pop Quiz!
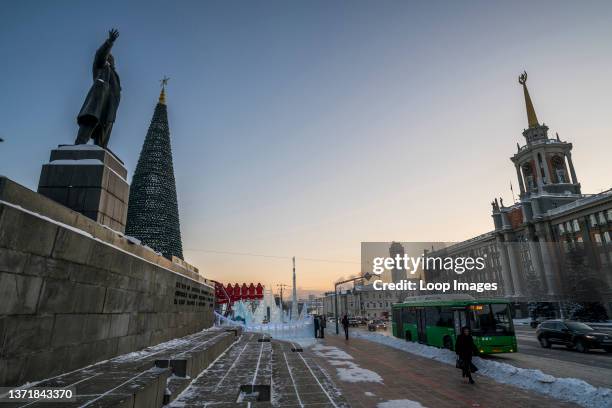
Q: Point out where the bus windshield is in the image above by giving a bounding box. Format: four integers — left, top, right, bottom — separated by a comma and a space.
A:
469, 303, 514, 336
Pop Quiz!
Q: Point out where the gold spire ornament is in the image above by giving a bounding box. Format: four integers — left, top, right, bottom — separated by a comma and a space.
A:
158, 76, 170, 105
518, 71, 539, 128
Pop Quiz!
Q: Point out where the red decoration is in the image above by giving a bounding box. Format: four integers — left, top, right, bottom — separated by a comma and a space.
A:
214, 282, 265, 305
248, 283, 256, 300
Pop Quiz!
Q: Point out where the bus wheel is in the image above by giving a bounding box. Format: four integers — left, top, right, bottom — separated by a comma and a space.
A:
538, 337, 551, 348
443, 336, 453, 350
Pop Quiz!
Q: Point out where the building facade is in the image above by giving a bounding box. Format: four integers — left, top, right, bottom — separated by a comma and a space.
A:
423, 72, 612, 316
323, 284, 401, 319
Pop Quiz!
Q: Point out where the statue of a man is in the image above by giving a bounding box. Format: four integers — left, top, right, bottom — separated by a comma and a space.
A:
75, 29, 121, 149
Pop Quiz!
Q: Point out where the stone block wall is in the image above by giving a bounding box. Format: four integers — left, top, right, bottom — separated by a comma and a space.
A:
0, 177, 215, 386
38, 145, 130, 232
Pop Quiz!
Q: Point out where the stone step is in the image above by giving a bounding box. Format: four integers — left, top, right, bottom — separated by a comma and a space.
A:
1, 327, 240, 408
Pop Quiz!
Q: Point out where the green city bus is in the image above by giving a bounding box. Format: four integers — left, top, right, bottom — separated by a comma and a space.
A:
391, 296, 517, 354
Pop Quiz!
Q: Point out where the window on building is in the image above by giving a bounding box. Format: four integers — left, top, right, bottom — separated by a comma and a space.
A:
607, 209, 612, 222
573, 219, 580, 231
604, 232, 611, 244
566, 221, 572, 232
594, 233, 602, 245
590, 214, 598, 227
526, 175, 535, 191
599, 212, 607, 225
558, 224, 565, 234
556, 169, 567, 183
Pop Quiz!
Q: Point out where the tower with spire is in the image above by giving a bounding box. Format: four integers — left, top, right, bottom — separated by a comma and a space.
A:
509, 72, 581, 205
125, 79, 184, 260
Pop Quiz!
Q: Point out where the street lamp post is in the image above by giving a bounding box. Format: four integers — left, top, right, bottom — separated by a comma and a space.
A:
334, 272, 372, 335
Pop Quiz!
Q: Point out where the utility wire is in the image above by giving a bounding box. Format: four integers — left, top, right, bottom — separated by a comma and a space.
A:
182, 248, 359, 264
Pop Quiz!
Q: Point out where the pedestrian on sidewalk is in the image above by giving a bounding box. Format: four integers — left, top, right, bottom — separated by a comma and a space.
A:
341, 314, 349, 340
455, 326, 478, 384
320, 316, 326, 338
314, 315, 320, 338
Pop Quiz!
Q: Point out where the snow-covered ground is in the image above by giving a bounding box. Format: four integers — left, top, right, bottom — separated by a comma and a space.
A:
351, 331, 612, 408
377, 400, 427, 408
312, 343, 383, 384
513, 318, 531, 326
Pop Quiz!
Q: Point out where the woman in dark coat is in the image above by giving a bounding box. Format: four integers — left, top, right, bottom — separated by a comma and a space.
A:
455, 326, 478, 384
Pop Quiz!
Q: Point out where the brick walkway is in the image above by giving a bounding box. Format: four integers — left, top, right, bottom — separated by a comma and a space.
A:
307, 335, 579, 408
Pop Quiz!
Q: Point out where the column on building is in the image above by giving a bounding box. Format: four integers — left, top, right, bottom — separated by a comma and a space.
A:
496, 235, 515, 296
504, 232, 524, 297
566, 151, 579, 184
515, 163, 526, 195
526, 228, 548, 295
535, 223, 558, 297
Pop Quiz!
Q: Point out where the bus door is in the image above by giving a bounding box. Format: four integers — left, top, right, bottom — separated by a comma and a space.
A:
453, 309, 468, 336
416, 308, 427, 343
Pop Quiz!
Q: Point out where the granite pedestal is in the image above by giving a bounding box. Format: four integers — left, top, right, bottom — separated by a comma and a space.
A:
38, 144, 129, 232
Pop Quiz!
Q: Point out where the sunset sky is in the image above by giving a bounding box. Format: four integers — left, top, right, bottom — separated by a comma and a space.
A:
2, 0, 612, 295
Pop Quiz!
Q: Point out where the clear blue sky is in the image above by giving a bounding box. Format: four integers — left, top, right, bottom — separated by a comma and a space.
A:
2, 0, 612, 293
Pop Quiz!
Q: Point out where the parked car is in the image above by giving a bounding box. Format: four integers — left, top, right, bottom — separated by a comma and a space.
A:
536, 320, 612, 353
348, 317, 360, 327
355, 316, 367, 325
367, 319, 387, 331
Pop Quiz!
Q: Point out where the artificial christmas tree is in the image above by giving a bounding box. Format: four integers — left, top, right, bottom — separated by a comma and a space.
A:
125, 81, 183, 260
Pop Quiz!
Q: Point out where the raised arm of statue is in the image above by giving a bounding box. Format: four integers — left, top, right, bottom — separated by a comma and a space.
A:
93, 29, 119, 72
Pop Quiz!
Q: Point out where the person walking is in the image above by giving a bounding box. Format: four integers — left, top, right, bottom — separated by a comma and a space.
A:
341, 314, 350, 340
455, 326, 478, 384
314, 315, 320, 338
320, 316, 326, 338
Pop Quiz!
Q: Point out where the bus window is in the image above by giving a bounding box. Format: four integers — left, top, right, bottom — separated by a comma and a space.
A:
426, 307, 440, 326
437, 307, 453, 328
469, 303, 514, 336
402, 307, 416, 324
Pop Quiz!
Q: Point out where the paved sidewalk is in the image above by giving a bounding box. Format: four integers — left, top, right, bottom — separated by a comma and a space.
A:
170, 333, 349, 407
307, 335, 579, 408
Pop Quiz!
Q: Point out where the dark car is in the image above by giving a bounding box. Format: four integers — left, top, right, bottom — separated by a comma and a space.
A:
536, 320, 612, 353
367, 319, 387, 331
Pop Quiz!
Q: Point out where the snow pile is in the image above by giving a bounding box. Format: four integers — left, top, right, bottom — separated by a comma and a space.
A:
513, 318, 531, 326
312, 344, 382, 384
377, 400, 427, 408
57, 144, 104, 150
311, 344, 353, 360
352, 331, 612, 408
49, 159, 104, 166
